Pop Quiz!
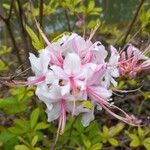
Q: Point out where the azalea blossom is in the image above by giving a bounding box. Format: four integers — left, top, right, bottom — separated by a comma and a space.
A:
26, 32, 148, 135
119, 44, 150, 78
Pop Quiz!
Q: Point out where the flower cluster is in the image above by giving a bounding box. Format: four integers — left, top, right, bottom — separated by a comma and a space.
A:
27, 33, 149, 134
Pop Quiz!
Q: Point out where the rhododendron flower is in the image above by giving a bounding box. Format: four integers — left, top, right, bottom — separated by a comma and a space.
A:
26, 32, 148, 136
119, 44, 150, 78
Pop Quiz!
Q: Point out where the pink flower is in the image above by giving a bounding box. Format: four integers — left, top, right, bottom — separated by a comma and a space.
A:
119, 44, 150, 78
26, 33, 144, 135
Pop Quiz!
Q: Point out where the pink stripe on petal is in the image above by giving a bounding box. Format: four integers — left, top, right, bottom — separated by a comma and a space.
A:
26, 76, 45, 85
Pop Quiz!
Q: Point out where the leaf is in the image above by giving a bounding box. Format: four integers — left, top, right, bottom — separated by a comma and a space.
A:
81, 134, 91, 148
0, 59, 8, 71
14, 119, 30, 132
103, 126, 108, 137
51, 32, 70, 43
18, 136, 30, 147
130, 138, 141, 147
8, 127, 26, 135
108, 138, 119, 146
35, 122, 49, 130
31, 136, 38, 147
138, 127, 144, 138
34, 148, 41, 150
2, 3, 10, 10
26, 25, 44, 50
0, 97, 17, 109
15, 145, 30, 150
30, 108, 40, 129
0, 131, 16, 143
143, 138, 150, 150
90, 143, 102, 150
125, 131, 138, 140
82, 101, 93, 109
109, 123, 124, 137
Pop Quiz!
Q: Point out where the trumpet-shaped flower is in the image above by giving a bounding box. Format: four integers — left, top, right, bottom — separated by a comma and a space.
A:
119, 44, 150, 78
26, 33, 146, 136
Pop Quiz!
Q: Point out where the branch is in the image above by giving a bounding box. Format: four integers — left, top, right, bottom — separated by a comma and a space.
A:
16, 0, 30, 67
7, 0, 14, 20
121, 0, 145, 47
0, 14, 6, 22
0, 0, 23, 68
64, 10, 71, 31
5, 21, 23, 67
39, 0, 44, 28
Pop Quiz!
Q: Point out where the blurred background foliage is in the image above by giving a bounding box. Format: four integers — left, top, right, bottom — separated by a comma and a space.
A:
0, 0, 150, 150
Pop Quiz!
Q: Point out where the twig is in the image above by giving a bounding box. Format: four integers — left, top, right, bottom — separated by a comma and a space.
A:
0, 0, 23, 68
7, 0, 14, 20
121, 0, 145, 47
39, 0, 44, 28
16, 0, 30, 67
64, 10, 71, 31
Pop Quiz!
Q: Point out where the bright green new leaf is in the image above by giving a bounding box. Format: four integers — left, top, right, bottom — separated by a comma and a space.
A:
143, 138, 150, 150
30, 108, 40, 129
109, 123, 124, 137
31, 135, 38, 147
15, 145, 30, 150
2, 3, 10, 10
90, 143, 102, 150
82, 101, 93, 109
0, 59, 8, 71
81, 134, 91, 148
35, 122, 49, 130
26, 25, 44, 50
8, 126, 26, 135
108, 138, 119, 146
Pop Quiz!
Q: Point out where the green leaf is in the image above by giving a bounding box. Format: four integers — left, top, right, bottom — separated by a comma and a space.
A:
82, 101, 93, 109
34, 148, 41, 150
31, 135, 38, 147
130, 138, 141, 147
90, 143, 102, 150
18, 136, 30, 147
0, 97, 17, 109
35, 122, 49, 130
109, 123, 124, 137
138, 127, 144, 138
8, 127, 26, 135
15, 145, 30, 150
0, 131, 16, 143
2, 3, 10, 10
103, 126, 108, 137
51, 32, 70, 43
26, 25, 44, 50
143, 138, 150, 150
30, 108, 40, 129
108, 138, 119, 146
0, 59, 8, 71
14, 119, 30, 133
81, 134, 91, 148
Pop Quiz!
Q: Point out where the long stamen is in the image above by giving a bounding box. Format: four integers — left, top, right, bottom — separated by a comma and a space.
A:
88, 88, 141, 126
55, 99, 66, 145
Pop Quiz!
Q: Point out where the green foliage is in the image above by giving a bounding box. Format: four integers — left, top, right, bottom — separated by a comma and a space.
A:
26, 25, 45, 50
0, 87, 34, 114
126, 127, 150, 150
99, 123, 124, 147
0, 0, 149, 149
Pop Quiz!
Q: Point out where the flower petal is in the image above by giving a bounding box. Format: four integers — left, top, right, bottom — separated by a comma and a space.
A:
64, 53, 81, 75
81, 107, 95, 127
29, 53, 41, 75
46, 103, 60, 122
